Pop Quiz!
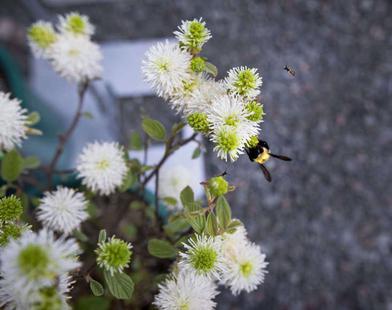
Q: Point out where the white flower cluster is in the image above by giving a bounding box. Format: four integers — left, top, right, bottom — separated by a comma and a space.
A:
27, 12, 102, 83
37, 187, 89, 236
154, 226, 268, 310
142, 18, 265, 161
76, 141, 128, 196
0, 92, 28, 151
0, 229, 80, 309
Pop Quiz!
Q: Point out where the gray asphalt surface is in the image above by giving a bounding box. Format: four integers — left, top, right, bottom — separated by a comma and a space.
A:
2, 1, 392, 309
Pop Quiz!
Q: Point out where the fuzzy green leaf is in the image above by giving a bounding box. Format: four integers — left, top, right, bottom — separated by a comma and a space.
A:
26, 111, 40, 125
142, 118, 166, 141
204, 62, 218, 77
216, 196, 231, 229
1, 150, 23, 182
205, 212, 218, 236
129, 132, 143, 150
103, 271, 134, 300
180, 186, 194, 206
192, 147, 201, 159
98, 229, 107, 243
148, 239, 177, 258
23, 156, 40, 170
89, 278, 104, 296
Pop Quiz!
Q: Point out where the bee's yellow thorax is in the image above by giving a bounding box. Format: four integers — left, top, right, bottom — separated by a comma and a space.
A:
255, 148, 270, 164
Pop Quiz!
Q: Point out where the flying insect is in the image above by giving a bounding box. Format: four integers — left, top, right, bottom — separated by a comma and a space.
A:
245, 139, 291, 182
284, 65, 295, 76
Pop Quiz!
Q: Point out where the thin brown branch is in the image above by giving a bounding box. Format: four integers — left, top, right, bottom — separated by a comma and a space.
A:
46, 82, 89, 189
141, 132, 198, 187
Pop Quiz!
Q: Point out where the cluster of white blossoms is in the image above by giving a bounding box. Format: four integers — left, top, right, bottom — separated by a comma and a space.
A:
76, 141, 128, 195
0, 229, 80, 309
27, 12, 102, 83
154, 225, 268, 310
142, 18, 265, 161
37, 187, 88, 236
0, 92, 28, 151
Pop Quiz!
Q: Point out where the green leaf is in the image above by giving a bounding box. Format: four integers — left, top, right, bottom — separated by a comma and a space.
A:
163, 196, 177, 206
129, 132, 143, 150
226, 219, 243, 233
187, 214, 206, 234
216, 196, 231, 229
76, 296, 110, 310
22, 156, 40, 170
171, 122, 186, 135
104, 271, 134, 300
205, 212, 218, 236
142, 117, 166, 141
148, 239, 177, 258
26, 111, 40, 125
1, 150, 23, 182
73, 230, 88, 242
192, 147, 201, 159
120, 172, 137, 192
180, 186, 194, 206
121, 224, 137, 239
82, 111, 94, 119
204, 62, 218, 77
89, 278, 104, 296
98, 229, 107, 243
164, 218, 190, 237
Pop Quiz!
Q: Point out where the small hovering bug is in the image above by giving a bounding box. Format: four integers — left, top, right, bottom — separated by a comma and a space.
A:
245, 139, 291, 182
284, 65, 295, 76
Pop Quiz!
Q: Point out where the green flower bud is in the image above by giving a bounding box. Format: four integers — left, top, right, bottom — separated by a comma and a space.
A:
190, 57, 206, 73
208, 176, 228, 197
0, 195, 23, 223
0, 223, 23, 246
64, 14, 87, 35
245, 101, 265, 122
96, 236, 132, 275
187, 112, 210, 134
27, 22, 57, 49
33, 286, 63, 310
245, 135, 259, 148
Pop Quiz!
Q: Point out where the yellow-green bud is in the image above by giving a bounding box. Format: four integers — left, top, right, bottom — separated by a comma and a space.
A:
27, 22, 57, 49
0, 195, 23, 223
190, 57, 206, 73
245, 101, 265, 122
208, 176, 228, 197
246, 135, 259, 148
187, 112, 210, 134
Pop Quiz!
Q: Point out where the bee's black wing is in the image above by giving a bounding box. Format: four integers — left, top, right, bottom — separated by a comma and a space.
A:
259, 164, 272, 182
269, 153, 292, 161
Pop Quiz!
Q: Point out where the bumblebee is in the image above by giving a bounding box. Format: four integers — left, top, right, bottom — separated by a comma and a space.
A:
245, 139, 291, 182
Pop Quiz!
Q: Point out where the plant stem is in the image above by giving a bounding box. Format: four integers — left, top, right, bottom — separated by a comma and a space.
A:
46, 82, 89, 189
142, 132, 198, 187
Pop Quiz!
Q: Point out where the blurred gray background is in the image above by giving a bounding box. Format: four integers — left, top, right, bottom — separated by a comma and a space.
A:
1, 0, 392, 309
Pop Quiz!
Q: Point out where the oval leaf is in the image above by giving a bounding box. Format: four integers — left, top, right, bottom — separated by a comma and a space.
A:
23, 156, 40, 170
216, 196, 231, 229
180, 186, 194, 206
204, 62, 218, 77
1, 150, 23, 182
98, 229, 107, 243
89, 278, 104, 296
129, 132, 143, 150
104, 271, 134, 300
142, 118, 166, 141
148, 239, 177, 258
205, 212, 218, 236
26, 111, 40, 125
